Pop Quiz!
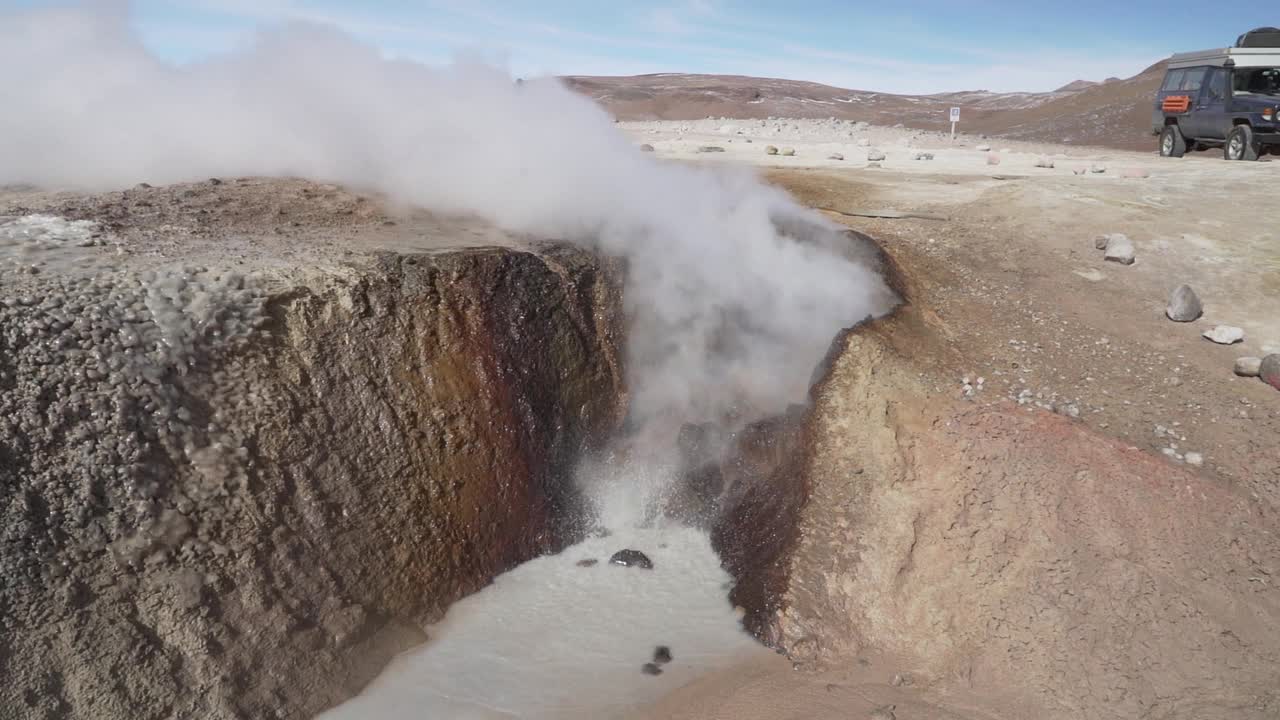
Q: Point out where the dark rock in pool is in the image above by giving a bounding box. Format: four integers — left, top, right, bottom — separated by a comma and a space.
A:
641, 662, 663, 676
576, 558, 598, 567
609, 549, 653, 569
653, 646, 672, 665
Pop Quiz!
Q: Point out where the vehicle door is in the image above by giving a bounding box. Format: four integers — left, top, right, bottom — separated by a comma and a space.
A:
1171, 67, 1207, 137
1190, 67, 1230, 139
1156, 68, 1191, 130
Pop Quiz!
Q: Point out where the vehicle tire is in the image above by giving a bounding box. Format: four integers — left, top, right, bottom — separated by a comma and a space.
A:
1224, 124, 1260, 161
1160, 124, 1186, 157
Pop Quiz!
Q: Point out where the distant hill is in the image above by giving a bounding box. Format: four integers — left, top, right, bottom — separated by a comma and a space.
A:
564, 62, 1168, 151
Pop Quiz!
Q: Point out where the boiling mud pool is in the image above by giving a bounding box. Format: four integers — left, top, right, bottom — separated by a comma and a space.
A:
321, 525, 769, 719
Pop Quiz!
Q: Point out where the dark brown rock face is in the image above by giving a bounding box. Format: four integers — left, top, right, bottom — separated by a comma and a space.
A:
0, 243, 625, 719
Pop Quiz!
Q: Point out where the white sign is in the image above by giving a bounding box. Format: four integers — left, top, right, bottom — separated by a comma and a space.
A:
950, 107, 961, 122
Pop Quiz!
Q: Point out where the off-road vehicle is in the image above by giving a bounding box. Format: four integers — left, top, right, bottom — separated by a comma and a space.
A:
1153, 27, 1280, 160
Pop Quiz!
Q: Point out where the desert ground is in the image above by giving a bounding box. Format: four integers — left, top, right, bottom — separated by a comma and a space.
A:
3, 116, 1278, 720
618, 118, 1280, 719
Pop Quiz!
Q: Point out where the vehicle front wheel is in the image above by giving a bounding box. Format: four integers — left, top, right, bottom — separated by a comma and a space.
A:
1160, 124, 1186, 157
1225, 125, 1260, 161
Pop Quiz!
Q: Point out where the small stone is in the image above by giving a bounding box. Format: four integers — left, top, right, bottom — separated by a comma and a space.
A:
867, 150, 886, 161
828, 153, 845, 161
1260, 354, 1280, 390
576, 558, 598, 567
1202, 325, 1244, 345
208, 177, 223, 185
1094, 234, 1113, 250
1103, 235, 1136, 265
869, 705, 897, 720
1035, 157, 1055, 169
641, 663, 663, 676
765, 145, 779, 155
1090, 164, 1107, 174
976, 144, 991, 151
912, 151, 934, 161
781, 147, 796, 156
639, 144, 655, 152
609, 549, 653, 569
697, 145, 725, 153
1165, 285, 1202, 322
1185, 452, 1204, 467
1234, 357, 1262, 377
1072, 166, 1088, 175
653, 646, 673, 664
890, 672, 913, 687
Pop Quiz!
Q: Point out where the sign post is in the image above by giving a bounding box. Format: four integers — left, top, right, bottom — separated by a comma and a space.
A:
949, 107, 960, 142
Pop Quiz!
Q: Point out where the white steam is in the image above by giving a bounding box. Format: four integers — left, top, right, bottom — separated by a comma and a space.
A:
1, 4, 895, 471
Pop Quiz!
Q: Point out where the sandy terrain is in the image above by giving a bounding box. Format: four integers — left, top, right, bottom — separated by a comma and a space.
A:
620, 119, 1280, 719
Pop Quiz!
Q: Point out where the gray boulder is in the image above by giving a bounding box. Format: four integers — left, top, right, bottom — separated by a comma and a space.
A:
1235, 357, 1262, 377
867, 149, 886, 161
765, 145, 779, 155
1261, 354, 1280, 390
1165, 285, 1202, 322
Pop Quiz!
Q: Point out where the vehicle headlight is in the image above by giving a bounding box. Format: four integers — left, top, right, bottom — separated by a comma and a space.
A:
1265, 107, 1277, 121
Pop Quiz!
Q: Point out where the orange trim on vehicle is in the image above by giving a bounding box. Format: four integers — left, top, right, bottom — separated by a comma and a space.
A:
1162, 95, 1191, 113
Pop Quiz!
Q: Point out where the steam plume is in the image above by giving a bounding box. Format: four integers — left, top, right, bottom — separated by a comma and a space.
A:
1, 3, 896, 505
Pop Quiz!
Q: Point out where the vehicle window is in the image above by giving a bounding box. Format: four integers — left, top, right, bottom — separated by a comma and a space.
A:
1162, 70, 1186, 91
1179, 67, 1206, 92
1235, 68, 1280, 95
1205, 68, 1228, 100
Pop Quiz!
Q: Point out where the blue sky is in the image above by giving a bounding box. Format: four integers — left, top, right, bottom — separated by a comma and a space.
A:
5, 1, 1276, 93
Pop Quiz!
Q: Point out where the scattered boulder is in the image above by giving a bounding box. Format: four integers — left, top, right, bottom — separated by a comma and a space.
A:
856, 138, 871, 147
828, 153, 845, 161
781, 147, 796, 156
1184, 452, 1204, 467
765, 145, 779, 155
986, 154, 1001, 166
1103, 235, 1136, 265
1260, 354, 1280, 390
1235, 357, 1263, 377
697, 145, 725, 153
1090, 164, 1107, 174
639, 144, 655, 152
208, 177, 223, 186
867, 149, 886, 161
609, 549, 654, 569
1165, 285, 1203, 322
976, 144, 992, 151
576, 558, 599, 567
641, 663, 663, 676
912, 152, 934, 161
653, 646, 673, 664
1094, 234, 1114, 250
1202, 325, 1245, 345
1035, 157, 1055, 169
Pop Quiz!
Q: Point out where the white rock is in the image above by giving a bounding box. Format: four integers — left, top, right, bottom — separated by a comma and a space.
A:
912, 151, 934, 161
867, 149, 886, 161
1103, 235, 1136, 265
1035, 157, 1055, 169
1184, 452, 1204, 467
1203, 325, 1245, 345
976, 144, 992, 151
